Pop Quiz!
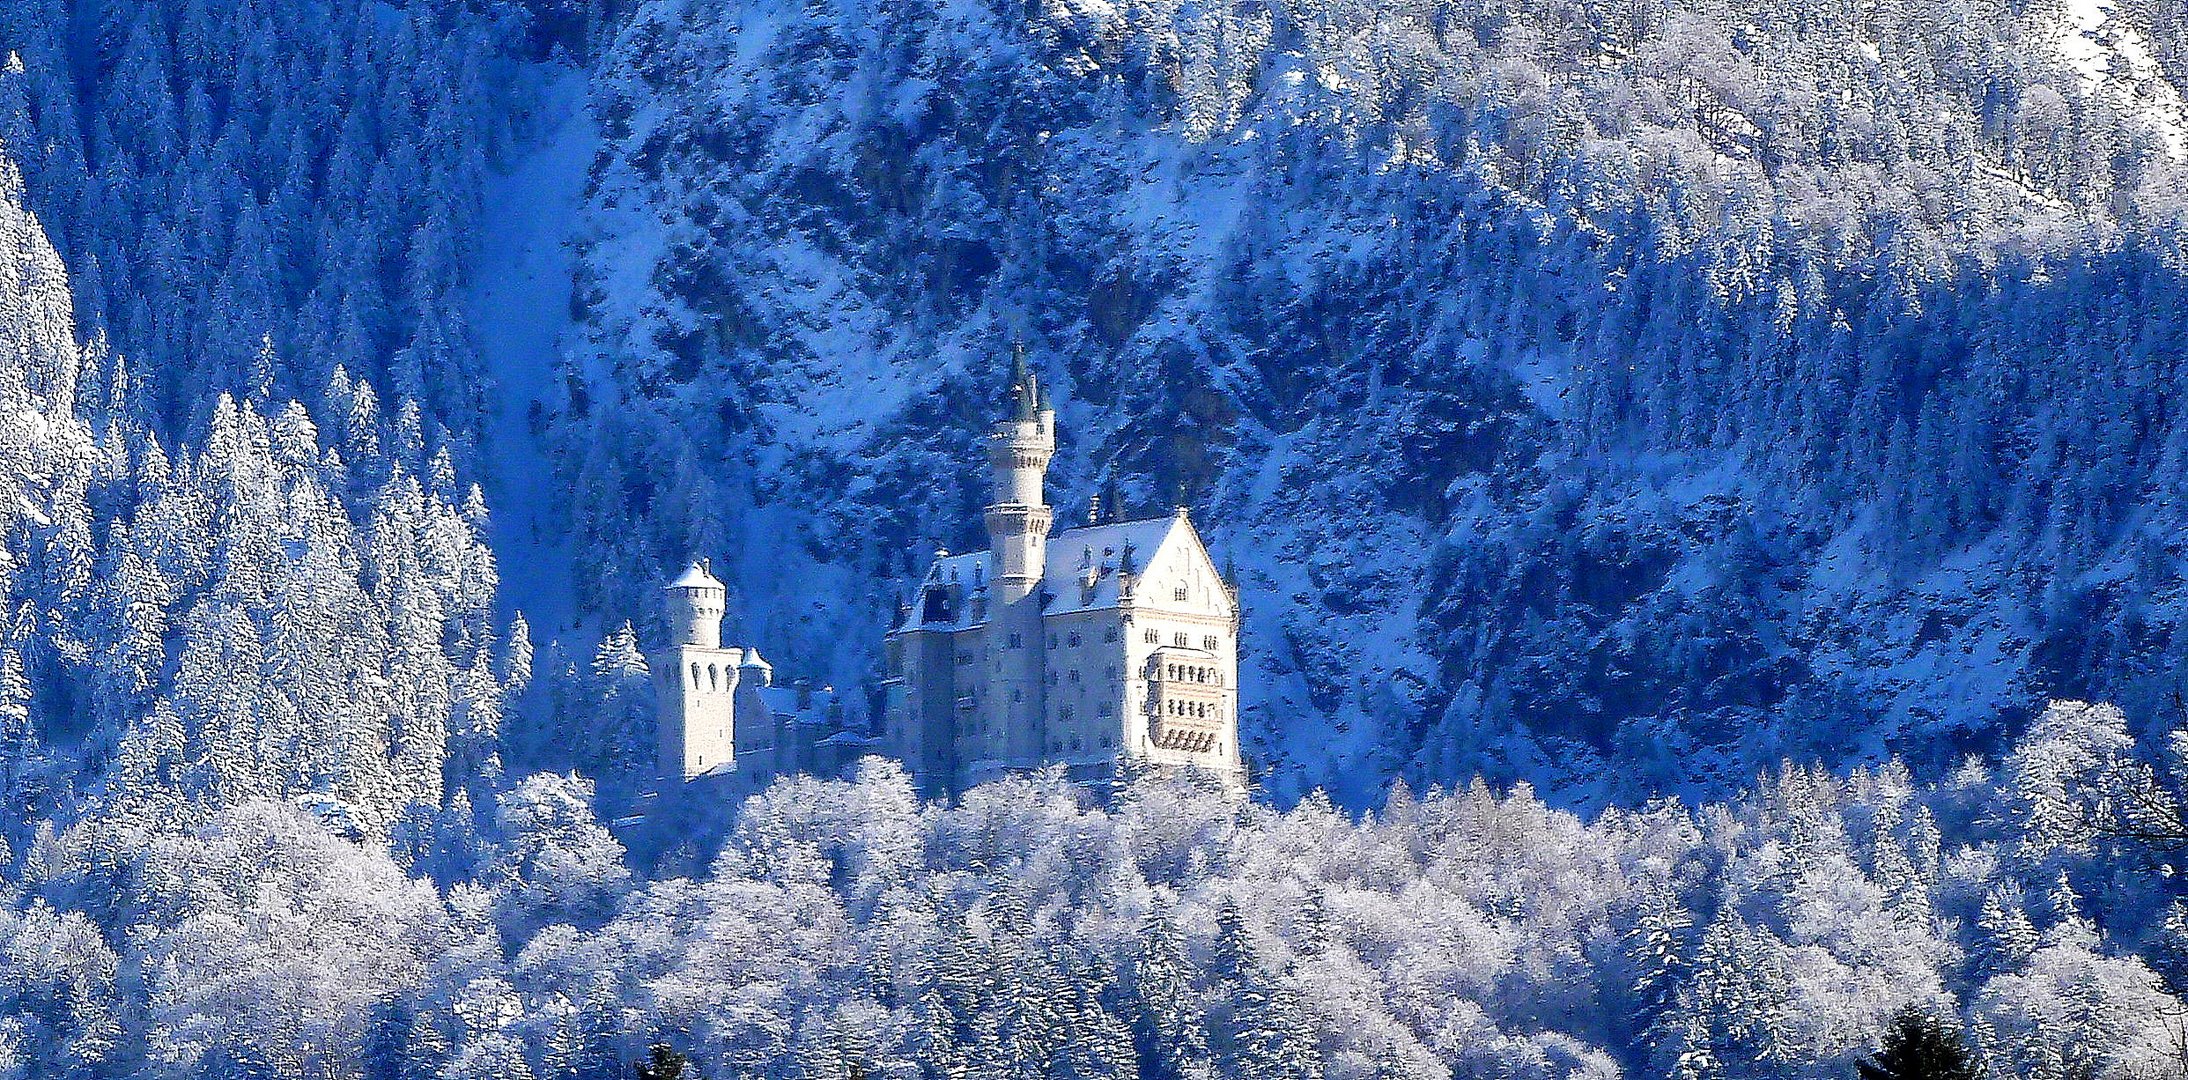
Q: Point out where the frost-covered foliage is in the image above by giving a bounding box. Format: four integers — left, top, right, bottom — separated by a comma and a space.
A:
0, 135, 507, 846
0, 0, 532, 446
3, 704, 2188, 1080
546, 0, 2188, 802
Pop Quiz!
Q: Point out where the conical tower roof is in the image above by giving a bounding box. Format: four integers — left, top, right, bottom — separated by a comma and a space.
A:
667, 561, 725, 591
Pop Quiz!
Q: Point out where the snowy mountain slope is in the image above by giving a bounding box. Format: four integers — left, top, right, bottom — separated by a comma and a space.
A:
468, 68, 598, 637
530, 0, 2188, 803
0, 10, 2185, 1079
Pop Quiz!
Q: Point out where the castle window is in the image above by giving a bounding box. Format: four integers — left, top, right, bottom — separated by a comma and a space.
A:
1204, 635, 1218, 650
1068, 669, 1080, 683
690, 662, 700, 687
708, 664, 720, 690
1101, 734, 1113, 748
1060, 706, 1075, 720
1105, 627, 1119, 643
1144, 629, 1158, 644
1174, 586, 1188, 601
1012, 689, 1024, 702
1067, 632, 1081, 647
1070, 736, 1082, 751
1008, 633, 1023, 649
1173, 633, 1188, 646
1099, 703, 1113, 717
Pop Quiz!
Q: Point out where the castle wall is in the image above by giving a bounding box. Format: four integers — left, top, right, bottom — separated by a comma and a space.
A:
653, 645, 741, 779
880, 363, 1243, 796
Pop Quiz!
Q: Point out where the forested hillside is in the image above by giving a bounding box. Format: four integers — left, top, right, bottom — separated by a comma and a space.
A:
545, 0, 2188, 802
0, 0, 2187, 1075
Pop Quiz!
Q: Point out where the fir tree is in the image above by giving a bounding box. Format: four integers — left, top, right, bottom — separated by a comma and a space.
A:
1855, 1009, 1982, 1080
636, 1044, 695, 1080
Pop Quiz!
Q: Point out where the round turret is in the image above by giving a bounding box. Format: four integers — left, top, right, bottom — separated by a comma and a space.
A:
739, 647, 774, 687
664, 561, 727, 648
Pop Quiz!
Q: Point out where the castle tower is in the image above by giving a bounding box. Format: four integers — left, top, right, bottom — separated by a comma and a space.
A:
652, 561, 742, 780
985, 345, 1055, 603
981, 346, 1055, 770
883, 350, 1244, 796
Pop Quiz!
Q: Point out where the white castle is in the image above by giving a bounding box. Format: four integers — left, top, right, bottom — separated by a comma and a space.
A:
651, 350, 1244, 796
881, 352, 1244, 795
652, 563, 859, 782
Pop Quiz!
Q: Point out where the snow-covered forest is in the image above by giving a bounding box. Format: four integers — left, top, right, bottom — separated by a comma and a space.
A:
2, 0, 2188, 1074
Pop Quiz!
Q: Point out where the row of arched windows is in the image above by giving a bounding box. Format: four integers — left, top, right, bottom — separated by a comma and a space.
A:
1163, 663, 1221, 685
666, 662, 736, 692
1164, 699, 1221, 720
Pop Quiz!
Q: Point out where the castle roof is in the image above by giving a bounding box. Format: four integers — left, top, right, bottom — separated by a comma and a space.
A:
893, 513, 1199, 632
667, 561, 725, 591
756, 682, 833, 719
1044, 516, 1176, 614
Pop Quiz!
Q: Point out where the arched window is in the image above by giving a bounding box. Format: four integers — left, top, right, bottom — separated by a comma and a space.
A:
707, 664, 719, 690
689, 662, 700, 687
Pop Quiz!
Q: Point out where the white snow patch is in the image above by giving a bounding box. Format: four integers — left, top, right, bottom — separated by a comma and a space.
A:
2059, 0, 2187, 160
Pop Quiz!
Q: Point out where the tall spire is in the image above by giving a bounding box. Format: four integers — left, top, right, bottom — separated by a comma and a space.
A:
1007, 341, 1040, 420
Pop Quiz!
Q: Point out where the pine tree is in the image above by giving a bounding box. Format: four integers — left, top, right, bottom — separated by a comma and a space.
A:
0, 645, 44, 845
1973, 885, 2037, 976
1854, 1008, 1982, 1080
1626, 885, 1694, 1037
635, 1043, 695, 1080
1131, 907, 1212, 1080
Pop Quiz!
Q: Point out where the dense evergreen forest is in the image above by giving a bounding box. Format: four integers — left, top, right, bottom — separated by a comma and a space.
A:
0, 0, 2185, 1075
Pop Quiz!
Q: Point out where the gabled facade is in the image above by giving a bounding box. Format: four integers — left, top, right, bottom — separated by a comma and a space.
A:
882, 353, 1245, 796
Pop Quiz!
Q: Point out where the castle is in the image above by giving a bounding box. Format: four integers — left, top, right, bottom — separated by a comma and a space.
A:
650, 562, 865, 783
652, 350, 1244, 796
881, 353, 1244, 796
